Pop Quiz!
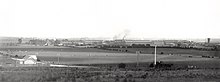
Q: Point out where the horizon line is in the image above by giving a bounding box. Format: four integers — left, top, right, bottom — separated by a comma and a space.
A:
0, 36, 217, 40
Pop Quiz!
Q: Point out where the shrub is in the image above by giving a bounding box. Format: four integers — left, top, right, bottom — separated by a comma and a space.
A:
118, 63, 126, 69
15, 55, 18, 58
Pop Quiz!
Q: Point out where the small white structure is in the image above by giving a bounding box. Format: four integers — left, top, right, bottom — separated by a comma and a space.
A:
21, 55, 37, 64
12, 55, 38, 64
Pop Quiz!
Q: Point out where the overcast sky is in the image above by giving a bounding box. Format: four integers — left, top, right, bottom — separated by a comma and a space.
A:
0, 0, 220, 39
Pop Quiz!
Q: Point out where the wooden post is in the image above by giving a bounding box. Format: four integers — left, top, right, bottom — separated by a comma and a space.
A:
154, 45, 157, 65
57, 53, 60, 64
136, 51, 140, 67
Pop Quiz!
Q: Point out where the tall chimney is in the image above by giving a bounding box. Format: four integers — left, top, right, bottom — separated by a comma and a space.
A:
207, 38, 210, 43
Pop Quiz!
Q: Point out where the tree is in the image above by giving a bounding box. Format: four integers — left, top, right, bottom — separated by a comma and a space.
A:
118, 63, 126, 69
18, 38, 22, 44
15, 55, 18, 58
37, 58, 41, 61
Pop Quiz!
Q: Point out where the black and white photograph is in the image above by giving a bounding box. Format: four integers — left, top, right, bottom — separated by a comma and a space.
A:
0, 0, 220, 82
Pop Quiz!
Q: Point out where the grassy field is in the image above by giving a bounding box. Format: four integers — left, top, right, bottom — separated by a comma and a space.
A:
0, 66, 220, 82
5, 50, 218, 65
108, 48, 220, 57
0, 46, 119, 53
1, 46, 219, 65
0, 46, 219, 70
1, 46, 220, 82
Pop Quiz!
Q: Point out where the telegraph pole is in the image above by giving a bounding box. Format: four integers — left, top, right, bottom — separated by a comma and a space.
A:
57, 53, 60, 64
136, 51, 140, 67
58, 49, 62, 64
154, 45, 157, 65
88, 53, 91, 65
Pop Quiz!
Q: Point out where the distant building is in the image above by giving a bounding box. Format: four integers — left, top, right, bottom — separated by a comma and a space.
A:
84, 40, 103, 45
102, 40, 115, 46
0, 37, 19, 46
151, 40, 165, 47
125, 40, 152, 46
21, 38, 34, 44
29, 39, 47, 46
60, 41, 73, 46
192, 45, 215, 50
20, 55, 38, 64
164, 40, 178, 44
113, 39, 126, 46
163, 40, 179, 47
72, 40, 85, 46
12, 55, 38, 64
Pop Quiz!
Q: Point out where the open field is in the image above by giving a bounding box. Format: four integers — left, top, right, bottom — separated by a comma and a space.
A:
4, 50, 219, 65
2, 51, 220, 69
1, 46, 220, 82
0, 46, 119, 53
108, 48, 220, 57
0, 46, 220, 66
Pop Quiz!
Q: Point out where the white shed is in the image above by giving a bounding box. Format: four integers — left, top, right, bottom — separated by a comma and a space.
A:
19, 55, 38, 64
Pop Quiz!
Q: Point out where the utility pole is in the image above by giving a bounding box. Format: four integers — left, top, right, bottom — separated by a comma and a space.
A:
136, 51, 140, 67
15, 60, 17, 67
88, 53, 91, 65
57, 53, 60, 64
58, 49, 62, 64
154, 45, 157, 65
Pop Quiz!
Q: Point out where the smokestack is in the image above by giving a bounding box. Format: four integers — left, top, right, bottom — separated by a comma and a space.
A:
207, 38, 210, 43
122, 29, 130, 40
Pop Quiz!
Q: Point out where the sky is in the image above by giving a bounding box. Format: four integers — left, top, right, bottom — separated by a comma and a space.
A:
0, 0, 220, 39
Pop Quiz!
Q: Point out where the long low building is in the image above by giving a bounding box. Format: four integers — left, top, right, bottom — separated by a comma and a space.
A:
125, 40, 152, 46
0, 37, 19, 46
108, 39, 181, 47
111, 39, 152, 46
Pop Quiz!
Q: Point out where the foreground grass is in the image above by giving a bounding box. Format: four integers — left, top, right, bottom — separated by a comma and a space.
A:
0, 66, 220, 82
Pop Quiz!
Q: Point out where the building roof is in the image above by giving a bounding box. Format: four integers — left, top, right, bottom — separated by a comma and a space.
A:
22, 55, 37, 61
